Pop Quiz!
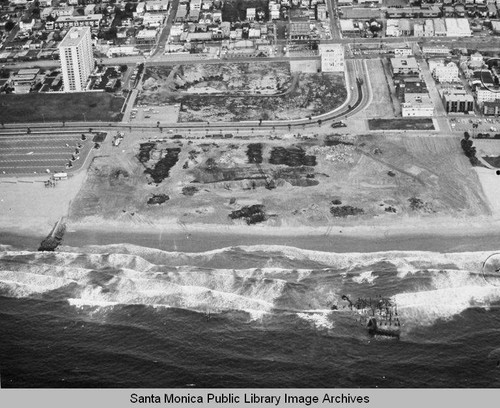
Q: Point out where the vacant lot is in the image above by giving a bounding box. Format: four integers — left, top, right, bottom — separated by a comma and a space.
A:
142, 63, 292, 96
138, 62, 346, 122
69, 133, 490, 229
0, 92, 124, 123
368, 118, 435, 131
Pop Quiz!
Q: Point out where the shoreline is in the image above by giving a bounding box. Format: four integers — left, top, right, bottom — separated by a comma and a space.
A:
3, 214, 500, 253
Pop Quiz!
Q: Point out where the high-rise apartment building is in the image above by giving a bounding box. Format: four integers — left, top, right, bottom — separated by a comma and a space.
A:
59, 27, 94, 92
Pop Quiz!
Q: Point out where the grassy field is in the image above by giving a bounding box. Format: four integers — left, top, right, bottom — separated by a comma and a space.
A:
0, 92, 124, 123
368, 118, 435, 131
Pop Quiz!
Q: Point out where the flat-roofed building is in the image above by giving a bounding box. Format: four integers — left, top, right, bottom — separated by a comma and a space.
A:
318, 43, 344, 72
136, 29, 158, 45
424, 19, 434, 36
54, 14, 102, 29
402, 94, 434, 117
445, 18, 472, 37
390, 57, 419, 76
433, 19, 447, 36
413, 23, 424, 37
58, 26, 94, 92
442, 89, 474, 112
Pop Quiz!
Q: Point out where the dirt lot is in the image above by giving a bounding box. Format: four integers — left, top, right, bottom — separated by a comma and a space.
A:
138, 62, 346, 122
69, 132, 490, 228
142, 63, 291, 96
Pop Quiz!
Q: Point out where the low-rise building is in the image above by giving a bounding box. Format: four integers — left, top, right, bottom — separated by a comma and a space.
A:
442, 89, 474, 112
433, 18, 447, 36
424, 19, 434, 36
386, 20, 399, 37
445, 18, 472, 37
55, 15, 102, 29
430, 61, 460, 83
390, 57, 419, 76
318, 43, 344, 72
477, 87, 500, 104
413, 23, 424, 37
402, 94, 434, 117
136, 29, 158, 45
483, 101, 500, 115
394, 47, 412, 57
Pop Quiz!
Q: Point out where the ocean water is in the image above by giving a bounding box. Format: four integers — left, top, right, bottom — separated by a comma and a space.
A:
1, 242, 500, 388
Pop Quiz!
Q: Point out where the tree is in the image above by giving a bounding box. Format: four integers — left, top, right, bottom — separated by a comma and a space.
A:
119, 64, 127, 72
318, 119, 322, 127
4, 20, 15, 31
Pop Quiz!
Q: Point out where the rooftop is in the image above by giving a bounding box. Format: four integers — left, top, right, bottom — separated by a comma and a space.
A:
58, 27, 91, 48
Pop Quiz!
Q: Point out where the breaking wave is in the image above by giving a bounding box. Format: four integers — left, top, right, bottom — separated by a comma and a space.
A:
1, 245, 500, 332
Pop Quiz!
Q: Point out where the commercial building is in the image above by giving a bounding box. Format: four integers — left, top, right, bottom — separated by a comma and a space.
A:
444, 18, 472, 37
318, 44, 344, 72
58, 27, 94, 92
442, 89, 474, 113
390, 57, 419, 76
483, 101, 500, 116
402, 94, 434, 117
429, 61, 460, 83
477, 88, 500, 104
54, 14, 103, 29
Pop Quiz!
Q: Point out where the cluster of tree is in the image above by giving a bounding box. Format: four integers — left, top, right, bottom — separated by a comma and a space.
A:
461, 132, 480, 166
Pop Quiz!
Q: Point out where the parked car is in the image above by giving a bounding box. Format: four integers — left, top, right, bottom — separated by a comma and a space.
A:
331, 121, 346, 128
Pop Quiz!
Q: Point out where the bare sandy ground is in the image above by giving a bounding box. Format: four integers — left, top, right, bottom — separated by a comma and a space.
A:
0, 171, 87, 236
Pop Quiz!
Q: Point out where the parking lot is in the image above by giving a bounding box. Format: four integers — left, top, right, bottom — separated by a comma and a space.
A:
450, 117, 500, 134
128, 105, 180, 123
0, 131, 96, 176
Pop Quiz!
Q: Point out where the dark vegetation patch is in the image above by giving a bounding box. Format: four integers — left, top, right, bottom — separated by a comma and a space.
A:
222, 0, 269, 23
385, 206, 397, 213
92, 132, 107, 143
331, 199, 342, 205
460, 132, 481, 166
330, 205, 364, 217
368, 118, 434, 131
182, 186, 199, 196
144, 148, 181, 184
324, 138, 354, 147
147, 194, 169, 205
138, 143, 156, 163
229, 204, 267, 225
483, 156, 500, 168
408, 197, 433, 212
269, 146, 316, 166
247, 143, 263, 164
0, 92, 124, 123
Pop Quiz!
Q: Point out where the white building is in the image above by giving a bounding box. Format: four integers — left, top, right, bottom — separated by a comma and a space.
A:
143, 12, 165, 27
469, 52, 484, 69
58, 27, 94, 92
433, 19, 447, 36
394, 47, 412, 57
318, 44, 344, 72
386, 20, 399, 37
433, 62, 459, 83
413, 23, 424, 37
445, 18, 472, 37
424, 19, 434, 37
402, 94, 434, 117
477, 88, 500, 104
